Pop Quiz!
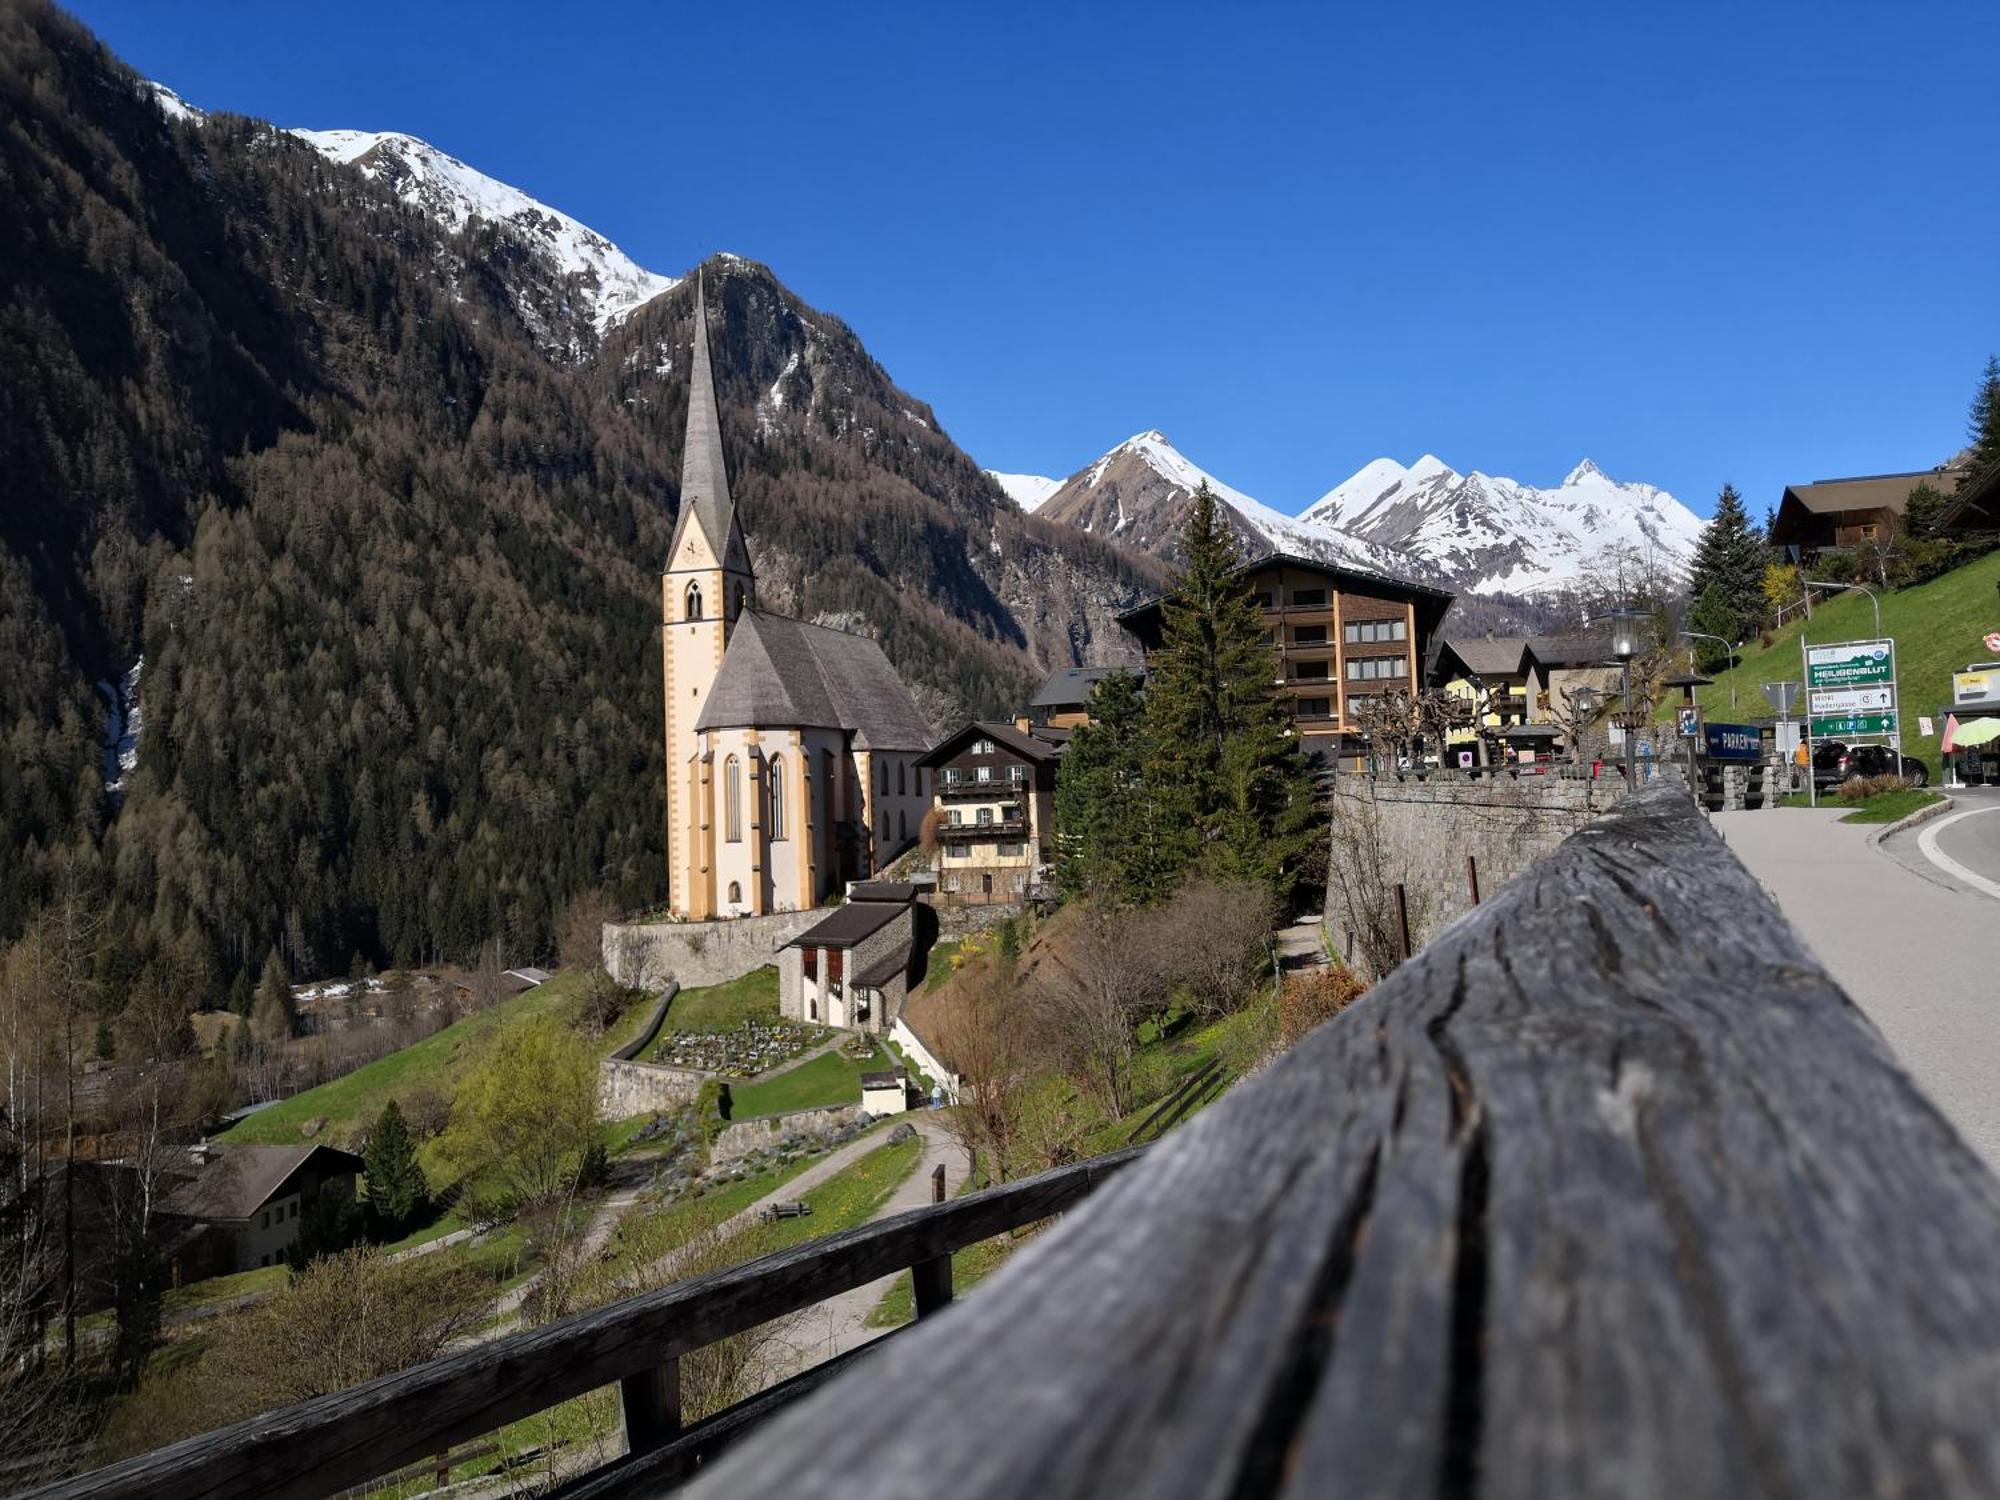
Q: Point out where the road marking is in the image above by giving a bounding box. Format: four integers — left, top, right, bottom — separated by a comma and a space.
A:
1916, 807, 2000, 903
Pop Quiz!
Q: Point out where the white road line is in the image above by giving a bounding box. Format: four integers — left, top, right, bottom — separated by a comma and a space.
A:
1916, 807, 2000, 902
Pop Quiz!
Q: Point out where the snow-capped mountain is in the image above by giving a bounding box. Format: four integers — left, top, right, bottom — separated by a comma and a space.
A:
145, 82, 676, 344
1303, 456, 1704, 596
987, 471, 1065, 512
1034, 432, 1426, 578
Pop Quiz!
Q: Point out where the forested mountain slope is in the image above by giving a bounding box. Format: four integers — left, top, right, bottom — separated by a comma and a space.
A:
0, 0, 1155, 982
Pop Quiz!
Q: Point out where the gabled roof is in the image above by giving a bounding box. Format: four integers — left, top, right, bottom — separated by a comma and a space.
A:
1441, 636, 1540, 679
1778, 467, 1960, 518
1532, 633, 1616, 668
695, 611, 933, 750
665, 274, 751, 574
1029, 665, 1143, 710
166, 1145, 363, 1223
787, 900, 909, 950
918, 719, 1065, 769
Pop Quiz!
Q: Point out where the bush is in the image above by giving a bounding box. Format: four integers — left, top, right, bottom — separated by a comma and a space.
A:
1833, 773, 1910, 802
1278, 967, 1368, 1049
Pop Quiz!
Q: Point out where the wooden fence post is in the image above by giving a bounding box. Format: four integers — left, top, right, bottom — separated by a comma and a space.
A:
912, 1164, 953, 1318
620, 1359, 682, 1457
1393, 883, 1412, 961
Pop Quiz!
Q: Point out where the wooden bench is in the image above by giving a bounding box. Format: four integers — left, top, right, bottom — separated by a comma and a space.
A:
28, 789, 2000, 1498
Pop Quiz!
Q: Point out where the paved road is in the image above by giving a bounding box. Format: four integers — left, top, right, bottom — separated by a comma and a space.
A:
1715, 802, 2000, 1168
1893, 786, 2000, 898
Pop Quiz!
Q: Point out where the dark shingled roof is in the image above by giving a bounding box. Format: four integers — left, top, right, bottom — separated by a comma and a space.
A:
855, 947, 913, 990
859, 1067, 906, 1088
1029, 665, 1142, 710
166, 1145, 362, 1223
1442, 636, 1539, 678
918, 719, 1066, 769
665, 274, 751, 574
1532, 634, 1616, 668
696, 611, 933, 750
787, 900, 909, 950
849, 881, 917, 903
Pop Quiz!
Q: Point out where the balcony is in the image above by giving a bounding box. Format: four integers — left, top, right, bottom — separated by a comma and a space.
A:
938, 778, 1028, 800
937, 816, 1027, 840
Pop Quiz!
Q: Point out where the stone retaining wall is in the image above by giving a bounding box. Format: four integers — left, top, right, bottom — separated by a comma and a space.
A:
711, 1104, 864, 1164
598, 1058, 704, 1121
602, 909, 826, 990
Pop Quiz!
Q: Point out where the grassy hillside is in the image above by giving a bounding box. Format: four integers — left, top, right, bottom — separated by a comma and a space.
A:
1661, 548, 2000, 775
218, 971, 591, 1147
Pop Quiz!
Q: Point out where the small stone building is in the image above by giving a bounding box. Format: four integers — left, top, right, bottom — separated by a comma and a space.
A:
778, 883, 934, 1033
165, 1143, 363, 1275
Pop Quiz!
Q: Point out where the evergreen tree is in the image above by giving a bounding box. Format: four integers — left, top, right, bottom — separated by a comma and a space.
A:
1053, 671, 1162, 904
1905, 481, 1948, 538
249, 950, 295, 1045
363, 1100, 427, 1231
1139, 486, 1316, 899
1685, 485, 1765, 641
1686, 584, 1739, 673
1968, 355, 2000, 474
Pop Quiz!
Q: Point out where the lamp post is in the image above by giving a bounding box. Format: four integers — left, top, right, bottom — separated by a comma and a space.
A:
1592, 608, 1650, 788
1566, 685, 1602, 771
1678, 632, 1738, 708
1802, 579, 1881, 641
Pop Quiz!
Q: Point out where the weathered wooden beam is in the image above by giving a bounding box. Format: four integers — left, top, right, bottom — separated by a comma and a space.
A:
616, 1357, 679, 1455
911, 1163, 953, 1318
22, 1147, 1143, 1500
669, 789, 2000, 1500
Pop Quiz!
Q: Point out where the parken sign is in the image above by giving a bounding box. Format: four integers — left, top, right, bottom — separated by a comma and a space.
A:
1805, 641, 1894, 690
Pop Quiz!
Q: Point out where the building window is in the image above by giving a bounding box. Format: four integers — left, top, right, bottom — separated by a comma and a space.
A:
942, 766, 961, 785
1346, 657, 1407, 681
1293, 624, 1327, 645
1008, 765, 1025, 784
724, 755, 742, 841
1013, 872, 1028, 892
977, 807, 994, 826
947, 808, 963, 825
975, 765, 993, 782
1291, 587, 1327, 607
1297, 697, 1332, 719
972, 739, 995, 756
261, 1210, 270, 1230
944, 874, 961, 893
727, 880, 742, 905
1293, 660, 1329, 681
685, 581, 704, 621
1343, 619, 1407, 644
897, 760, 906, 796
768, 756, 787, 840
998, 841, 1025, 857
1252, 591, 1274, 609
878, 760, 887, 795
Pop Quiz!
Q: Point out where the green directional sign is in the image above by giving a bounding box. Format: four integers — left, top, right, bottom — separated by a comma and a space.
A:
1805, 641, 1894, 690
1810, 712, 1897, 738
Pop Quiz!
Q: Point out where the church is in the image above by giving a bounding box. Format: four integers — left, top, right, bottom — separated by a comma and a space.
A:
662, 277, 935, 920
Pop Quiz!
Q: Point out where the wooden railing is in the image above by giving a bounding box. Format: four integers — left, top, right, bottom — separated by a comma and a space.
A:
23, 1150, 1143, 1500
656, 788, 2000, 1498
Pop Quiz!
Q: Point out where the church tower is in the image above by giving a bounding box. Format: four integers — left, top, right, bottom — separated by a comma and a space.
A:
664, 273, 755, 918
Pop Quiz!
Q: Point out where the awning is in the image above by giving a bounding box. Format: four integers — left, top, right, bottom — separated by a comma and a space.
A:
1944, 715, 2000, 751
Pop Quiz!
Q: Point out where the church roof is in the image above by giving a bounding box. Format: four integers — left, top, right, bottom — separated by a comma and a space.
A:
696, 611, 935, 751
666, 273, 750, 572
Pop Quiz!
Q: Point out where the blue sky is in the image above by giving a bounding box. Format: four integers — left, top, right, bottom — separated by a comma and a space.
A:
72, 1, 2000, 520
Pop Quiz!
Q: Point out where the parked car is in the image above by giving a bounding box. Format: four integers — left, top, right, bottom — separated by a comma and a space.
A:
1811, 741, 1929, 789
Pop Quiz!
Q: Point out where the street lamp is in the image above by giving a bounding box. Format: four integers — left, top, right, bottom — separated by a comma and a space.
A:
1565, 685, 1602, 770
1802, 579, 1881, 640
1678, 632, 1738, 708
1591, 608, 1651, 788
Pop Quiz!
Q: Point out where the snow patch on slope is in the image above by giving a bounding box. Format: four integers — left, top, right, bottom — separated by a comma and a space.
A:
96, 656, 143, 801
987, 471, 1065, 511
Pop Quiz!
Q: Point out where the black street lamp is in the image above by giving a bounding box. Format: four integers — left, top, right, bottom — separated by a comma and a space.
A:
1592, 608, 1651, 788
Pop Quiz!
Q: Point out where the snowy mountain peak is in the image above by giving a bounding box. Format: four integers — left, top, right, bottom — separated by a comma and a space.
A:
142, 80, 676, 339
1563, 458, 1607, 486
987, 471, 1064, 512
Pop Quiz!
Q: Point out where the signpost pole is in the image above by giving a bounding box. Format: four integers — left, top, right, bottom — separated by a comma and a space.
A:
1803, 634, 1816, 808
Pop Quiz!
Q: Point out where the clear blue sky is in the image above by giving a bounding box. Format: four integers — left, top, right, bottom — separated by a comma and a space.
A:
70, 0, 2000, 520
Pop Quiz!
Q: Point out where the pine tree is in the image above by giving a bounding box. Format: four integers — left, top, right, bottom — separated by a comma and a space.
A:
363, 1100, 426, 1231
1686, 485, 1766, 641
1904, 481, 1947, 537
1686, 584, 1739, 673
1052, 671, 1161, 904
1968, 355, 2000, 474
1139, 486, 1316, 898
249, 950, 295, 1045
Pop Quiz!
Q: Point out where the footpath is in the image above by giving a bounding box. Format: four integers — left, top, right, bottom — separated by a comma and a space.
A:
1714, 803, 2000, 1168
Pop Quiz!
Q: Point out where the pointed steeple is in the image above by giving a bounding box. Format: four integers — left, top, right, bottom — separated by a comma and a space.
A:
670, 270, 747, 569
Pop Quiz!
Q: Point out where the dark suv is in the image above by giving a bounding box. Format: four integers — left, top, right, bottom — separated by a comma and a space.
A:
1811, 741, 1929, 789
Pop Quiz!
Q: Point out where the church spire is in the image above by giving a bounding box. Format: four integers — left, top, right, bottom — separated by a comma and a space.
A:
671, 269, 744, 567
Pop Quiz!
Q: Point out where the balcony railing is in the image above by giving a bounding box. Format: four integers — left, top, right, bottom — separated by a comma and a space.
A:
937, 817, 1026, 840
937, 778, 1027, 799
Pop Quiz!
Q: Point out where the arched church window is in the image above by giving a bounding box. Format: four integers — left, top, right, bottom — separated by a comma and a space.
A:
685, 581, 703, 621
724, 755, 742, 842
768, 756, 787, 840
727, 880, 742, 906
897, 759, 906, 796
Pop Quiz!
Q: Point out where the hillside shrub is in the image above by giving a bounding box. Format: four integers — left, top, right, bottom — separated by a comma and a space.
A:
1279, 967, 1368, 1049
1833, 773, 1909, 802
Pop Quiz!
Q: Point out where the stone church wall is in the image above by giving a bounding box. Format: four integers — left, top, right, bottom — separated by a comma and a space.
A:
603, 909, 826, 991
599, 1059, 705, 1121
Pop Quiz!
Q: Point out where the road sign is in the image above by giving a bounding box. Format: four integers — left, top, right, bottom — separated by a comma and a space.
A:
1810, 712, 1898, 738
1919, 716, 1935, 736
1702, 722, 1762, 762
1762, 681, 1803, 716
1805, 640, 1894, 689
1985, 631, 2000, 653
1808, 685, 1896, 717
